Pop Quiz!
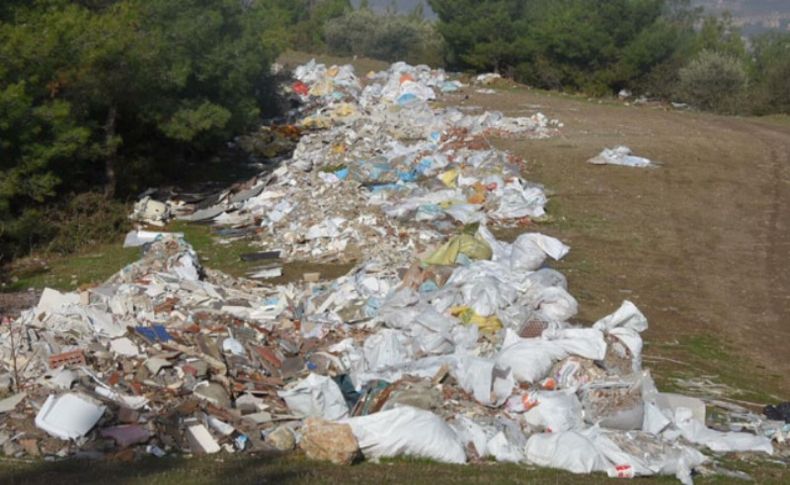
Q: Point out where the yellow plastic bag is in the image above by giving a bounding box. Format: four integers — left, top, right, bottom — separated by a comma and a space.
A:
438, 168, 459, 188
451, 306, 503, 334
423, 234, 492, 266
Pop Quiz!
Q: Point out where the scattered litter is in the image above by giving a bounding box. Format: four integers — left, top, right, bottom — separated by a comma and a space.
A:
0, 59, 779, 483
588, 146, 654, 167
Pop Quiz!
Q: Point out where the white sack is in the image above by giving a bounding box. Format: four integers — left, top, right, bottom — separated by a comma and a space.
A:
344, 406, 466, 464
278, 373, 349, 421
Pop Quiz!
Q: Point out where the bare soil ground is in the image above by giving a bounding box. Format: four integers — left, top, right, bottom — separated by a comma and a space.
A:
460, 86, 790, 397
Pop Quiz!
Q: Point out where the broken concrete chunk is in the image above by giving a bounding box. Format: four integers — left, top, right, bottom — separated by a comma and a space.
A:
300, 417, 360, 465
100, 425, 151, 448
266, 425, 296, 451
186, 424, 220, 455
193, 382, 231, 408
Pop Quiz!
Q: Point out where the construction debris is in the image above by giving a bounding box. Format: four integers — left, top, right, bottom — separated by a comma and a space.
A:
0, 60, 782, 484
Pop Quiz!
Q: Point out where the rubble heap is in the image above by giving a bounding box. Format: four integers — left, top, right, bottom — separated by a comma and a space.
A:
2, 61, 786, 484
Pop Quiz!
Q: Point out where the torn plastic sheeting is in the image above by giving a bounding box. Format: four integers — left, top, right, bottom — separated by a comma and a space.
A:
525, 430, 611, 475
491, 182, 548, 220
454, 356, 514, 407
352, 355, 460, 390
444, 203, 487, 225
593, 300, 648, 371
362, 329, 414, 371
594, 430, 708, 485
523, 390, 585, 432
123, 230, 183, 248
278, 373, 349, 421
510, 233, 570, 272
672, 407, 774, 454
588, 146, 653, 167
543, 328, 607, 361
35, 393, 106, 440
343, 406, 466, 464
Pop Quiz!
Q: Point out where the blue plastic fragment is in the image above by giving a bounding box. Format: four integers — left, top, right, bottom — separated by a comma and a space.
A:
135, 324, 172, 342
419, 280, 440, 294
396, 93, 418, 106
334, 167, 350, 180
397, 170, 418, 182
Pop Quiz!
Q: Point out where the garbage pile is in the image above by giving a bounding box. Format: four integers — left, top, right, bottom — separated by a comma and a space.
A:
2, 60, 785, 484
131, 61, 559, 265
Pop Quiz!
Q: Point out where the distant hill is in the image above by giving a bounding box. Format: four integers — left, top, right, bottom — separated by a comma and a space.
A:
350, 0, 435, 18
348, 1, 790, 35
693, 1, 789, 35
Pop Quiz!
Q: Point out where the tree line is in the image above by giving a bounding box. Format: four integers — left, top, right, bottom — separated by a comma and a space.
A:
0, 0, 348, 261
427, 0, 790, 113
2, 0, 788, 263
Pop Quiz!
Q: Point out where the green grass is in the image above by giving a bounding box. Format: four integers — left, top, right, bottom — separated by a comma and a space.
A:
5, 242, 140, 292
647, 334, 784, 405
4, 221, 357, 293
168, 221, 263, 279
1, 452, 787, 485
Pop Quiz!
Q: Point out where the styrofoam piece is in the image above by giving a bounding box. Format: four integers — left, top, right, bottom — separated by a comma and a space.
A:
35, 393, 106, 440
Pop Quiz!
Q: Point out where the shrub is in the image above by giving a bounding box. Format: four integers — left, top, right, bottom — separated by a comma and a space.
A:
677, 50, 748, 113
750, 33, 790, 115
324, 8, 443, 65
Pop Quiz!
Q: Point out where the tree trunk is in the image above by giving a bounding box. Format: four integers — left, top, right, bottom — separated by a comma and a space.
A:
104, 106, 118, 198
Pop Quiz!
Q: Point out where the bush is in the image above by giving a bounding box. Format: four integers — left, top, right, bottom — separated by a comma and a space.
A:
324, 8, 443, 65
750, 33, 790, 115
0, 0, 288, 261
46, 193, 130, 255
677, 50, 748, 113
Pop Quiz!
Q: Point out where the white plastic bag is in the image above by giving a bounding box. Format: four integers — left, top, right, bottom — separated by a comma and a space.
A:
363, 329, 413, 371
593, 300, 648, 371
672, 407, 774, 454
496, 330, 567, 384
454, 356, 514, 407
278, 373, 349, 421
509, 233, 570, 272
525, 430, 611, 474
523, 390, 584, 432
343, 406, 466, 464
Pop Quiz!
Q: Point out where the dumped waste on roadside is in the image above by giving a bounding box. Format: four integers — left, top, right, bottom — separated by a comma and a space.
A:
588, 146, 655, 168
3, 60, 785, 483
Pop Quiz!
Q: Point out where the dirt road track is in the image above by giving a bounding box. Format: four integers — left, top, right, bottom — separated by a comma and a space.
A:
467, 89, 790, 394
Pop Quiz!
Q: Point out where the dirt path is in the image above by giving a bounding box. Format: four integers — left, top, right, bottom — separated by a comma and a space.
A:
460, 89, 790, 396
